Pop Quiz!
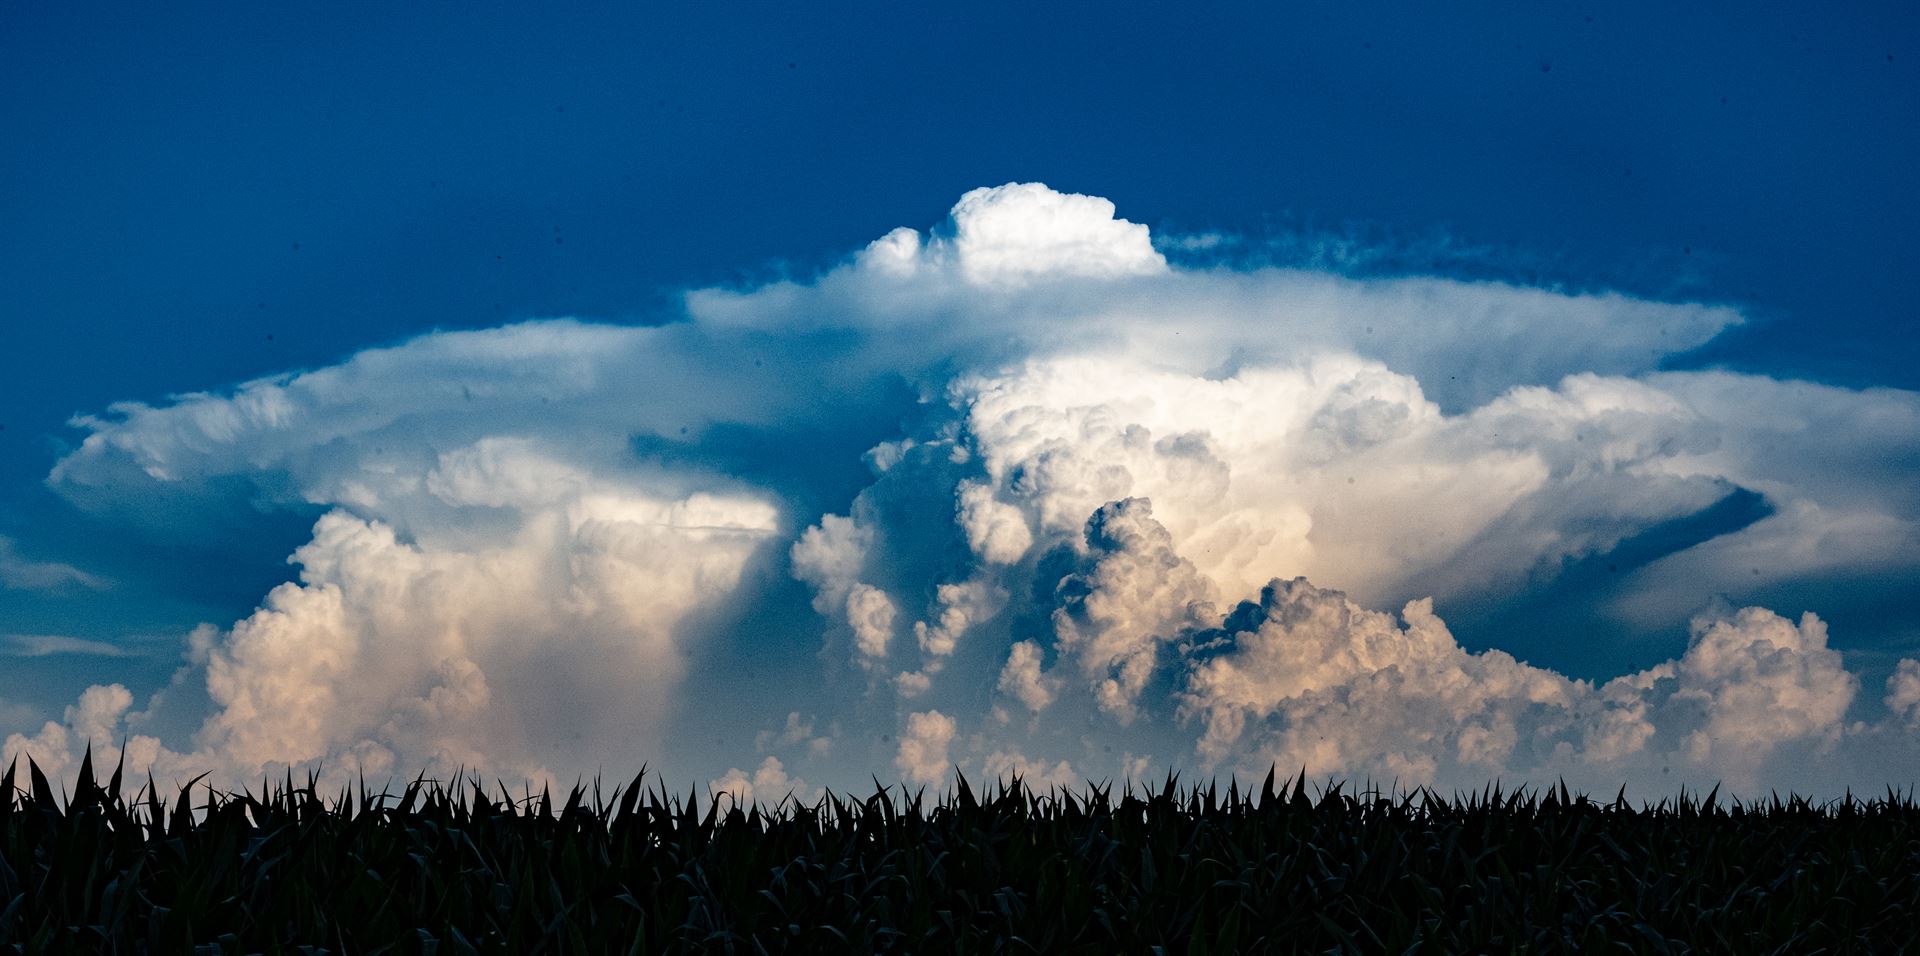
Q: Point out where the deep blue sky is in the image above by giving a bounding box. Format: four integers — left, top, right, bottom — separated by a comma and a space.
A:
1, 2, 1916, 730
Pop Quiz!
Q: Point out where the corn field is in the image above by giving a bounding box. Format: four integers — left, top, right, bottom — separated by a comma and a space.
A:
4, 750, 1919, 953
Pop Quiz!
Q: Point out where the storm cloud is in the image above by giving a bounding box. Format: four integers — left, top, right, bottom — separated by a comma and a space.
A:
12, 184, 1920, 799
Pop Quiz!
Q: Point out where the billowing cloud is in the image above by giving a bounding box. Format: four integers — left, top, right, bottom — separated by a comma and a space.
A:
1887, 661, 1920, 730
896, 710, 955, 787
861, 182, 1166, 287
950, 356, 1743, 610
1178, 575, 1857, 791
711, 756, 810, 807
11, 182, 1920, 798
23, 435, 778, 790
997, 640, 1058, 714
1049, 498, 1217, 723
844, 585, 899, 661
3, 684, 161, 784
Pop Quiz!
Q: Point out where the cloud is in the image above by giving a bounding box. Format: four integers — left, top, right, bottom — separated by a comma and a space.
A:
1887, 661, 1920, 730
957, 480, 1033, 566
186, 460, 776, 784
1048, 498, 1217, 723
852, 183, 1164, 287
13, 182, 1920, 798
23, 434, 778, 790
1602, 373, 1920, 625
1, 634, 135, 657
845, 585, 899, 661
895, 710, 955, 787
933, 182, 1167, 285
3, 684, 166, 784
792, 515, 892, 667
912, 579, 1001, 662
0, 537, 107, 592
1176, 574, 1858, 791
755, 711, 834, 758
0, 699, 33, 734
997, 640, 1058, 714
1656, 608, 1856, 760
981, 749, 1078, 792
944, 355, 1758, 613
711, 756, 809, 807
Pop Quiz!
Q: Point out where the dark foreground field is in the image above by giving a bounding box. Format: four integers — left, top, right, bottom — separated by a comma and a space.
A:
4, 754, 1919, 953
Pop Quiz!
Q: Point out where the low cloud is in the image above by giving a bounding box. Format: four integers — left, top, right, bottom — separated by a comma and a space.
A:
1179, 575, 1857, 792
896, 710, 956, 787
10, 183, 1920, 798
711, 756, 811, 807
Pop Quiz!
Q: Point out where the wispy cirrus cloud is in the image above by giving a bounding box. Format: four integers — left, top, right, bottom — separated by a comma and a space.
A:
0, 537, 108, 593
1, 634, 136, 658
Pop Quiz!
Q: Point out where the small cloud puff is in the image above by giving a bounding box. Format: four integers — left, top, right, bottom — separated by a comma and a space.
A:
711, 756, 809, 807
895, 710, 956, 787
941, 183, 1167, 285
857, 183, 1165, 287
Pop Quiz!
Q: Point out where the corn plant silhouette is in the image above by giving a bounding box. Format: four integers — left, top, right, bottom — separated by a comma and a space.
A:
3, 750, 1919, 952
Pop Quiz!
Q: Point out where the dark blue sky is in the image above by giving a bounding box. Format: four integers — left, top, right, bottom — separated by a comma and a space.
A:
2, 3, 1917, 789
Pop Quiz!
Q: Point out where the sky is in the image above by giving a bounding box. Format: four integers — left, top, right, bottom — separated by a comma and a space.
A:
2, 2, 1918, 800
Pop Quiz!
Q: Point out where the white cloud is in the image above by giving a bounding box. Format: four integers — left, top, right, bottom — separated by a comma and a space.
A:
941, 183, 1166, 285
852, 182, 1165, 288
912, 579, 1001, 661
949, 355, 1760, 612
756, 711, 833, 757
0, 537, 107, 592
1172, 573, 1859, 790
1887, 660, 1920, 729
895, 710, 955, 787
997, 640, 1058, 714
15, 182, 1920, 797
1658, 608, 1856, 760
711, 756, 808, 807
894, 671, 932, 698
957, 480, 1033, 565
791, 515, 872, 615
3, 684, 171, 785
845, 584, 899, 661
185, 464, 776, 783
981, 749, 1077, 791
791, 514, 906, 667
1604, 373, 1920, 626
1050, 498, 1217, 723
1, 634, 134, 657
25, 435, 778, 791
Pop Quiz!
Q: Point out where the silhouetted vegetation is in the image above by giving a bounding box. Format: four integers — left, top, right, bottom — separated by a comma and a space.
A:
4, 749, 1919, 952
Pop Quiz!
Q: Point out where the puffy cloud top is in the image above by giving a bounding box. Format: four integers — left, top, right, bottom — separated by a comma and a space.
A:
857, 183, 1165, 286
941, 183, 1166, 284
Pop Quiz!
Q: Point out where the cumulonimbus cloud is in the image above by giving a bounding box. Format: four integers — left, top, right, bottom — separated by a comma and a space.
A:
11, 183, 1920, 798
